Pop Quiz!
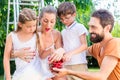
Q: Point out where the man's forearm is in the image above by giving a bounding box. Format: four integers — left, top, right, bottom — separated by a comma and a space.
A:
68, 70, 104, 80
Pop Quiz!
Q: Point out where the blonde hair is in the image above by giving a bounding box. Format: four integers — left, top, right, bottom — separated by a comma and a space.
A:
17, 8, 37, 32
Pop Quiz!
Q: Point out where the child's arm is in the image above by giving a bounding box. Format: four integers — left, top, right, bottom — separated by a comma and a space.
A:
3, 34, 13, 80
63, 33, 88, 61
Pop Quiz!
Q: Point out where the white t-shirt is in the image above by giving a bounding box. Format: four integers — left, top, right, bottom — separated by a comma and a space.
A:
62, 21, 88, 65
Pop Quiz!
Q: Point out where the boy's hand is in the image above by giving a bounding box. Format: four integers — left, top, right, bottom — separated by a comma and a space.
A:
63, 52, 73, 62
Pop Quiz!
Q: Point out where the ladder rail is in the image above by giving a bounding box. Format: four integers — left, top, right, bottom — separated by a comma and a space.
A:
13, 0, 17, 31
7, 0, 11, 35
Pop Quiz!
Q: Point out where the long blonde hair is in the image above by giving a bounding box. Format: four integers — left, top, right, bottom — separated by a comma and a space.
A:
17, 8, 37, 32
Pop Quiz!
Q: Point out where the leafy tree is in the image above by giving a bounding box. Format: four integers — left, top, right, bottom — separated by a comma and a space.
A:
112, 21, 120, 37
0, 0, 8, 75
0, 0, 7, 57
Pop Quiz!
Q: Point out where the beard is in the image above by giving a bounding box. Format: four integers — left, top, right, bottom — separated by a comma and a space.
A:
90, 32, 104, 43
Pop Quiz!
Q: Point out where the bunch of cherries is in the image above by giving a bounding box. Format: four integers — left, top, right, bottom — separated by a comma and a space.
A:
49, 59, 63, 72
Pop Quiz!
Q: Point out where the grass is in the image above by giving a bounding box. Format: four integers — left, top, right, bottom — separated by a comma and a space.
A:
88, 67, 100, 72
0, 75, 4, 80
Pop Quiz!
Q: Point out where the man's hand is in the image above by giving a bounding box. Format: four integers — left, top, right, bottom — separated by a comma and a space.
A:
53, 68, 69, 77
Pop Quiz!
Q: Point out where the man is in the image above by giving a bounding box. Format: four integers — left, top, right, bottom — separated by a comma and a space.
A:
53, 9, 120, 80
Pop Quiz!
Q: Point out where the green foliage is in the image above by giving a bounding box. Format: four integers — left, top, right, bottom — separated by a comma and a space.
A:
0, 0, 8, 75
74, 0, 94, 29
112, 21, 120, 37
0, 0, 8, 57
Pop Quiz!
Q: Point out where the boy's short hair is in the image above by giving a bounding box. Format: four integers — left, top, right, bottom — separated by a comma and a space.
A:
57, 2, 76, 17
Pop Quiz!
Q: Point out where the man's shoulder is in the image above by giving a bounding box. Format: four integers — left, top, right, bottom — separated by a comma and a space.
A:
108, 38, 120, 44
104, 38, 120, 51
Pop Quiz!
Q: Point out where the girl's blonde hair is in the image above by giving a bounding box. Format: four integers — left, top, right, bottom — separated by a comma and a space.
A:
17, 8, 37, 32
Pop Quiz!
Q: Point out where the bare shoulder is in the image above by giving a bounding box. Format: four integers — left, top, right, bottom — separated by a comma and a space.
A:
5, 32, 14, 49
108, 38, 120, 45
52, 30, 61, 41
52, 29, 61, 36
6, 32, 14, 40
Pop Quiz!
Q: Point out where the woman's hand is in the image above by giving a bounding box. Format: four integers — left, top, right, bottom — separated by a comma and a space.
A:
12, 47, 35, 62
62, 52, 73, 62
49, 48, 65, 63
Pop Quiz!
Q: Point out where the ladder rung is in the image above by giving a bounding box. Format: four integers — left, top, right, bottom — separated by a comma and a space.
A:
10, 2, 39, 6
21, 0, 39, 1
8, 22, 16, 24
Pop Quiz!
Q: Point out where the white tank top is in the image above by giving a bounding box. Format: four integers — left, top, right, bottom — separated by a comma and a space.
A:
11, 32, 42, 80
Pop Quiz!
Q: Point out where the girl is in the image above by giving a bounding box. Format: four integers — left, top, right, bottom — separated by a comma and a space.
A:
3, 8, 42, 80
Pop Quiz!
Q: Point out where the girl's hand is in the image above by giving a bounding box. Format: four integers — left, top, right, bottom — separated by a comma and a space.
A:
12, 47, 35, 62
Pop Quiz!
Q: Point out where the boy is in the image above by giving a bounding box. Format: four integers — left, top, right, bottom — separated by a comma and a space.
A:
57, 2, 88, 80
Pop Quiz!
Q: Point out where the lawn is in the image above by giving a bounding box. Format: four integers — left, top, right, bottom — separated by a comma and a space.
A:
88, 67, 100, 72
0, 75, 4, 80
